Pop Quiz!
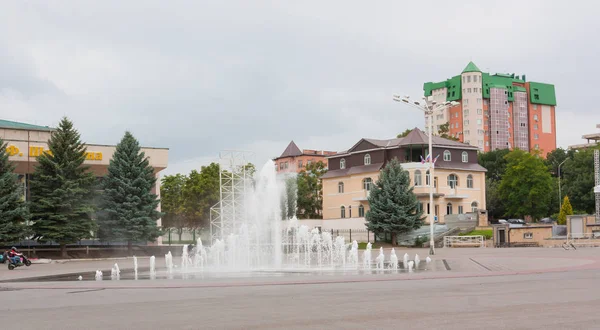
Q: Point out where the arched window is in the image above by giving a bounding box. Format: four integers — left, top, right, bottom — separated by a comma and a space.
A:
462, 151, 469, 163
348, 205, 352, 218
340, 206, 346, 218
340, 158, 346, 169
446, 203, 453, 215
425, 170, 431, 186
471, 201, 479, 212
467, 174, 474, 188
414, 170, 422, 186
338, 182, 344, 193
447, 174, 458, 189
358, 205, 365, 217
363, 178, 373, 191
364, 153, 371, 165
443, 150, 451, 161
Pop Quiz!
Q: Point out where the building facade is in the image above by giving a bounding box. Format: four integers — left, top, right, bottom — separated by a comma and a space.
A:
274, 141, 337, 174
424, 61, 557, 157
321, 128, 487, 225
569, 124, 600, 150
0, 119, 169, 243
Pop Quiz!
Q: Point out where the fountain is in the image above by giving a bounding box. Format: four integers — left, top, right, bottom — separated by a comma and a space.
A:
111, 263, 120, 280
165, 251, 174, 273
426, 256, 432, 263
95, 270, 103, 281
389, 249, 398, 270
348, 240, 359, 267
414, 254, 421, 270
403, 253, 409, 270
375, 247, 385, 270
149, 256, 156, 279
181, 245, 191, 270
133, 256, 138, 280
407, 260, 414, 272
363, 242, 372, 269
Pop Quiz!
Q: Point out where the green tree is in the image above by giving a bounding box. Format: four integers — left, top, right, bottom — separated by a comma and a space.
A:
478, 149, 510, 182
98, 132, 162, 254
561, 148, 598, 214
485, 178, 505, 221
30, 117, 97, 258
160, 174, 188, 242
438, 122, 459, 141
0, 139, 30, 245
182, 163, 220, 230
296, 161, 327, 219
397, 129, 413, 138
545, 147, 568, 177
557, 196, 573, 225
498, 150, 553, 221
365, 158, 424, 245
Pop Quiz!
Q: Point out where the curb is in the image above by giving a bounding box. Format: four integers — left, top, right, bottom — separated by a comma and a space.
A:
52, 256, 152, 263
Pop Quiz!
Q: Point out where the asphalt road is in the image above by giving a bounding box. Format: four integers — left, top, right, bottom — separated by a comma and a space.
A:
3, 268, 599, 329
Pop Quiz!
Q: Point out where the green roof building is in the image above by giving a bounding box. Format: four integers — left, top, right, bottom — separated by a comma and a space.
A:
422, 62, 557, 157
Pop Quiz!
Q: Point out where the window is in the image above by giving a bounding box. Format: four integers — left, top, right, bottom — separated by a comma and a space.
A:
467, 76, 471, 83
473, 75, 478, 83
364, 154, 371, 165
358, 205, 365, 217
338, 182, 344, 193
458, 205, 464, 214
462, 151, 469, 163
533, 104, 538, 110
464, 120, 470, 125
443, 150, 451, 161
298, 160, 303, 168
477, 119, 482, 125
534, 144, 539, 149
340, 158, 346, 169
340, 206, 346, 218
477, 108, 482, 115
349, 206, 352, 218
467, 88, 472, 93
447, 174, 458, 188
524, 233, 533, 239
464, 99, 469, 104
307, 160, 312, 165
279, 162, 284, 170
446, 203, 453, 215
467, 174, 473, 188
416, 202, 423, 214
285, 162, 289, 169
464, 109, 469, 116
471, 201, 479, 212
533, 114, 539, 121
425, 170, 431, 186
534, 124, 538, 130
534, 134, 539, 140
478, 129, 484, 135
363, 178, 373, 191
435, 205, 439, 216
414, 170, 422, 186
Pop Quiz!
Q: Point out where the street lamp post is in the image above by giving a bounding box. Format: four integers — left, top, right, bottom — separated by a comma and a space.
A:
393, 95, 459, 255
558, 159, 568, 210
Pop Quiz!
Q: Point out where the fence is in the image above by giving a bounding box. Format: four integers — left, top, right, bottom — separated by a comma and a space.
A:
443, 235, 485, 248
320, 229, 375, 243
566, 233, 600, 247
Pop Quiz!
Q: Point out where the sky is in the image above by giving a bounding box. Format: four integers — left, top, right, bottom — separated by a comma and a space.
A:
1, 1, 599, 176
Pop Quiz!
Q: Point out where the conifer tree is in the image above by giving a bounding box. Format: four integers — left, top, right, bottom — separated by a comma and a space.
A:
98, 132, 162, 254
558, 196, 574, 225
365, 158, 424, 245
0, 138, 30, 244
30, 117, 97, 257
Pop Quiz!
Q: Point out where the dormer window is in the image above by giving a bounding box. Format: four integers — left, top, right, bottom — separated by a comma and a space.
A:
340, 158, 346, 169
462, 151, 469, 163
364, 154, 371, 165
443, 150, 451, 161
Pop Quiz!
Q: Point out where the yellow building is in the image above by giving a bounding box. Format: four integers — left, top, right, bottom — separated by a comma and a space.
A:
321, 128, 486, 225
1, 119, 169, 242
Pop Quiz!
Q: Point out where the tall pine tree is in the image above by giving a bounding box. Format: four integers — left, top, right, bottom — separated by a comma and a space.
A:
0, 138, 30, 245
98, 132, 162, 254
30, 117, 97, 257
365, 158, 424, 245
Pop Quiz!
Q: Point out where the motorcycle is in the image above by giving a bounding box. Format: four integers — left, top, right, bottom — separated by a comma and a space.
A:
7, 254, 32, 270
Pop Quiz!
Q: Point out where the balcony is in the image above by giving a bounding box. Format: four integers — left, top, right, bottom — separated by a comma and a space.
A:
444, 188, 469, 199
353, 190, 371, 202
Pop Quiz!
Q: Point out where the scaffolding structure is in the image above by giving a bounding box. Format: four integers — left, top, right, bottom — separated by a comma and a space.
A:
595, 149, 600, 222
209, 150, 255, 244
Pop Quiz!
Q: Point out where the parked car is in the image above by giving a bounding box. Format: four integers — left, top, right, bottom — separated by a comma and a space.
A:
539, 217, 554, 224
507, 219, 526, 225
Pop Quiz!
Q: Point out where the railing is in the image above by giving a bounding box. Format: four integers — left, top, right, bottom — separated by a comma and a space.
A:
567, 233, 600, 246
443, 235, 485, 248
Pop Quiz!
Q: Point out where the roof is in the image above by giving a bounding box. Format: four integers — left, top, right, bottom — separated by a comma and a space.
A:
435, 162, 488, 172
462, 61, 481, 73
278, 141, 303, 158
0, 119, 54, 132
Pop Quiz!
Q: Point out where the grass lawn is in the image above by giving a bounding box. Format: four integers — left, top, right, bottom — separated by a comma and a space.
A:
459, 229, 493, 240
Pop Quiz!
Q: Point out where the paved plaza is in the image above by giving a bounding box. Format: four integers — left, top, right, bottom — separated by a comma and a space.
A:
1, 247, 600, 329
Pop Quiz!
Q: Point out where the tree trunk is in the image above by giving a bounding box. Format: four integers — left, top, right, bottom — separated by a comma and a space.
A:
127, 241, 132, 256
391, 233, 397, 246
60, 244, 67, 258
178, 229, 183, 243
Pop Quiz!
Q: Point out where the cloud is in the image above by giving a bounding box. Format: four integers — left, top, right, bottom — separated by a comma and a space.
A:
1, 1, 598, 175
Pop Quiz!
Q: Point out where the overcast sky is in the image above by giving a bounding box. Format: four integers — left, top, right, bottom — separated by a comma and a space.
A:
2, 1, 599, 176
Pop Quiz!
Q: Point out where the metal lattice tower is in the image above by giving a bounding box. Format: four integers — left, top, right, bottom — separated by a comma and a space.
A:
594, 149, 600, 222
209, 150, 254, 244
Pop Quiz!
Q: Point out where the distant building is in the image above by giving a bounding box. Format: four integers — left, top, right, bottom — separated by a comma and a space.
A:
273, 141, 336, 173
321, 128, 487, 224
569, 124, 600, 150
423, 61, 557, 157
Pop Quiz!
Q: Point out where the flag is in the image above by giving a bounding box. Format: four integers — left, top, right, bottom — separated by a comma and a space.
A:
420, 155, 425, 164
433, 155, 440, 164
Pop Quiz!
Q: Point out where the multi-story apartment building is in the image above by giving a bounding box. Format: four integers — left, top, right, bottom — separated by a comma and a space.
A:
424, 62, 557, 157
321, 128, 487, 224
569, 124, 600, 150
274, 141, 336, 174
